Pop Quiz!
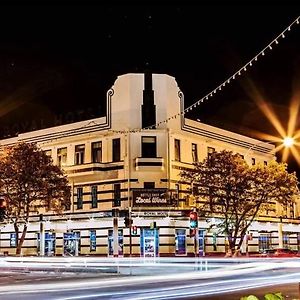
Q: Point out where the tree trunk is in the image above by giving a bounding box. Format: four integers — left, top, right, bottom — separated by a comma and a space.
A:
16, 224, 28, 256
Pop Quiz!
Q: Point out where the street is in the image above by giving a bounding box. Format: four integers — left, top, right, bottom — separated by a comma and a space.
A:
0, 257, 299, 299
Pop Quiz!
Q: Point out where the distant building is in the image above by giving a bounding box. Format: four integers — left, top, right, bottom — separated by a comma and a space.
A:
0, 73, 299, 257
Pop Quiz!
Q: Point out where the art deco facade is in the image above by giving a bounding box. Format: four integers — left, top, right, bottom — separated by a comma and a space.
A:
0, 73, 299, 257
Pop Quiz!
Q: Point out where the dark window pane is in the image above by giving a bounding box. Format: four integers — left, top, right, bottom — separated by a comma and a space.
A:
113, 139, 121, 162
113, 184, 121, 207
92, 142, 102, 163
75, 144, 85, 165
91, 185, 97, 208
77, 187, 83, 209
141, 136, 156, 158
175, 139, 180, 161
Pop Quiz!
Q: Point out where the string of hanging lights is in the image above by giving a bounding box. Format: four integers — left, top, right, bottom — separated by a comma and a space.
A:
111, 15, 300, 135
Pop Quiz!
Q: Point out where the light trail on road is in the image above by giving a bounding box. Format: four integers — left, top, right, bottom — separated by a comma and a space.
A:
0, 257, 300, 299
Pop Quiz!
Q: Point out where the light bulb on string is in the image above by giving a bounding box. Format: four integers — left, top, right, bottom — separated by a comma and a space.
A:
244, 67, 247, 71
269, 45, 272, 50
249, 62, 252, 66
275, 40, 278, 44
288, 26, 291, 31
255, 56, 258, 61
282, 33, 285, 38
297, 18, 299, 24
262, 51, 265, 56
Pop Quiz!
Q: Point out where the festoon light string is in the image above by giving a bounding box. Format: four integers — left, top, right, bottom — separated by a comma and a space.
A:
111, 15, 300, 135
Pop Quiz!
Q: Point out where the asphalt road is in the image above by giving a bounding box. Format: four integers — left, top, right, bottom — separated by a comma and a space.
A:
0, 258, 300, 299
0, 269, 299, 300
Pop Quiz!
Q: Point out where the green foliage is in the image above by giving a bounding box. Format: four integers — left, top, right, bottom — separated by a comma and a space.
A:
240, 292, 283, 300
240, 295, 259, 300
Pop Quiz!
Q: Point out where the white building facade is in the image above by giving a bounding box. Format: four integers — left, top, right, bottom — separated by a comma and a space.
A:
0, 73, 299, 257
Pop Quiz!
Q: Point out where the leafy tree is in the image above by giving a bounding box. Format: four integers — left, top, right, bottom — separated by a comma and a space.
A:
0, 142, 71, 255
181, 150, 299, 257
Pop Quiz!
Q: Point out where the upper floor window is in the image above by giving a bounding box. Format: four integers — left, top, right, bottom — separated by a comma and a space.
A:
192, 143, 198, 163
112, 138, 121, 162
142, 136, 156, 158
144, 182, 155, 189
92, 142, 102, 163
91, 185, 98, 208
174, 139, 181, 162
76, 187, 83, 209
44, 149, 52, 157
251, 158, 256, 165
75, 144, 85, 165
57, 147, 67, 167
207, 147, 215, 158
113, 183, 121, 207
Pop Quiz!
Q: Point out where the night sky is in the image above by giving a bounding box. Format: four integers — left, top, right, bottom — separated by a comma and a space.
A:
0, 2, 300, 176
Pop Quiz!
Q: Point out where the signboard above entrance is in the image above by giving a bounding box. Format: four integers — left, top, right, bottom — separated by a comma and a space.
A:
133, 189, 171, 206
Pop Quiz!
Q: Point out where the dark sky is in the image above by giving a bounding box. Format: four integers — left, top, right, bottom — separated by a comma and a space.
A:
0, 2, 300, 175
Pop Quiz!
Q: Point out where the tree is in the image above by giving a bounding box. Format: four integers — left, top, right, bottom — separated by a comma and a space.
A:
0, 142, 71, 255
181, 150, 299, 257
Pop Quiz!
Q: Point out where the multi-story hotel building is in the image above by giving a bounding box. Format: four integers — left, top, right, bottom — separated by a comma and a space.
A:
0, 72, 299, 257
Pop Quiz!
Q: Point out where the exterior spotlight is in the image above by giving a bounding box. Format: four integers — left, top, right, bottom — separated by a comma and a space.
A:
283, 137, 294, 148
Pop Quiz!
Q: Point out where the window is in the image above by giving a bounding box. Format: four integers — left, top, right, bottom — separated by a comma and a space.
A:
92, 142, 102, 163
258, 233, 271, 252
90, 230, 96, 251
57, 147, 67, 167
44, 149, 52, 157
112, 138, 121, 162
144, 182, 155, 189
113, 183, 121, 207
283, 232, 289, 249
91, 185, 98, 208
77, 187, 83, 209
75, 144, 85, 165
10, 233, 17, 247
141, 136, 156, 158
192, 143, 198, 162
207, 147, 215, 158
174, 139, 181, 161
264, 161, 268, 166
251, 158, 256, 165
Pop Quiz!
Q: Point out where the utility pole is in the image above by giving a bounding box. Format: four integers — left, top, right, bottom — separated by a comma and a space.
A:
39, 214, 45, 256
113, 209, 119, 257
129, 207, 132, 257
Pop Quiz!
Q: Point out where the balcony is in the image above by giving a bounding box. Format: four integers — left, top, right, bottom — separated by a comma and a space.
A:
135, 157, 164, 170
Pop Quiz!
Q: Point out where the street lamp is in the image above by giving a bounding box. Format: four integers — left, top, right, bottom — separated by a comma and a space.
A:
283, 136, 294, 148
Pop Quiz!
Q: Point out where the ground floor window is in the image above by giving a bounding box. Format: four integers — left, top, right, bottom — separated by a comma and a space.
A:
10, 233, 17, 247
108, 229, 123, 256
140, 228, 159, 257
64, 231, 80, 256
199, 229, 205, 256
258, 233, 271, 252
90, 230, 97, 251
283, 232, 290, 248
175, 229, 186, 255
37, 232, 56, 256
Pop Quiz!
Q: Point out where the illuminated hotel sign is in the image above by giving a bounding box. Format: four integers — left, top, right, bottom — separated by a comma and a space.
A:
133, 189, 171, 206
